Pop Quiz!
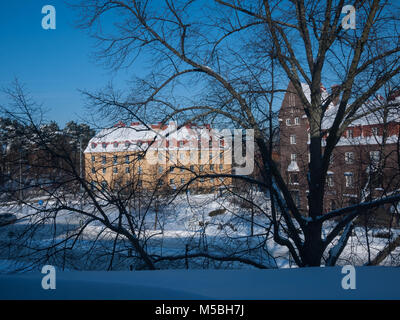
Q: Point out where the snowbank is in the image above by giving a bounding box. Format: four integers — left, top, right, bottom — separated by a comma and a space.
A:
0, 267, 399, 300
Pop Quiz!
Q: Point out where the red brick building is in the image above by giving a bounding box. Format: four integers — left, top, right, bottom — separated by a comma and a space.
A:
279, 81, 400, 215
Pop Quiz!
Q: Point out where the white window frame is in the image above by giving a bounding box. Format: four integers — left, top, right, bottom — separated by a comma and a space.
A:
345, 172, 354, 188
345, 152, 354, 164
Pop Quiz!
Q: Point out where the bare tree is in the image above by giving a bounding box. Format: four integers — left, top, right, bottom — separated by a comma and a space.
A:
69, 0, 400, 267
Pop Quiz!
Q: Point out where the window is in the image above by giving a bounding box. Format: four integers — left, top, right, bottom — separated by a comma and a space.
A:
190, 165, 194, 171
170, 178, 175, 184
102, 143, 107, 148
372, 127, 378, 136
113, 155, 118, 164
289, 93, 295, 107
327, 174, 334, 187
199, 165, 204, 172
91, 143, 97, 149
290, 135, 296, 145
169, 166, 174, 172
345, 152, 354, 164
345, 172, 354, 188
125, 155, 130, 164
180, 178, 185, 184
113, 142, 119, 148
289, 173, 299, 184
138, 180, 142, 187
291, 191, 300, 207
102, 167, 106, 174
138, 166, 143, 174
91, 155, 95, 162
200, 177, 205, 182
219, 152, 223, 159
286, 119, 291, 126
291, 154, 297, 162
179, 141, 184, 147
180, 167, 184, 173
219, 164, 223, 171
158, 166, 163, 174
370, 151, 380, 164
101, 181, 107, 189
210, 164, 214, 171
125, 141, 130, 147
101, 156, 106, 164
113, 167, 118, 174
91, 168, 96, 174
347, 129, 353, 138
330, 200, 336, 211
294, 117, 300, 125
125, 167, 130, 173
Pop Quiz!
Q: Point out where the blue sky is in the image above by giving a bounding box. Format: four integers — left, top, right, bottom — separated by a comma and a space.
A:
0, 1, 142, 127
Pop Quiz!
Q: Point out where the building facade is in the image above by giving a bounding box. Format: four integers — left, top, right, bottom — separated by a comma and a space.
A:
279, 81, 400, 215
84, 121, 233, 193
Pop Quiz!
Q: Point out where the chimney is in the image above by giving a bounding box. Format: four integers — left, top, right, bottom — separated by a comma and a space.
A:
331, 85, 340, 106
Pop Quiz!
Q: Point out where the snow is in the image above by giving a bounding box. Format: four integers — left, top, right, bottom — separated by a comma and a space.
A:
287, 161, 299, 172
299, 83, 400, 133
0, 266, 399, 299
84, 122, 229, 153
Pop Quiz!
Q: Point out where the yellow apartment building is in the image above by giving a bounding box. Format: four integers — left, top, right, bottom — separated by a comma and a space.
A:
84, 121, 233, 193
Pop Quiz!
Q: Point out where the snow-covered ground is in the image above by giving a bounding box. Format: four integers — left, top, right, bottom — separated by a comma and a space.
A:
0, 267, 399, 299
0, 192, 399, 273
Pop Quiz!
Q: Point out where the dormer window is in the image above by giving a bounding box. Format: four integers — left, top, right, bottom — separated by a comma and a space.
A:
113, 142, 119, 148
102, 143, 107, 148
125, 141, 130, 147
91, 143, 97, 149
372, 127, 378, 136
179, 140, 184, 147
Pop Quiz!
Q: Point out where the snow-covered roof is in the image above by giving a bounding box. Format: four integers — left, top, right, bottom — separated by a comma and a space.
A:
299, 83, 400, 129
84, 121, 228, 153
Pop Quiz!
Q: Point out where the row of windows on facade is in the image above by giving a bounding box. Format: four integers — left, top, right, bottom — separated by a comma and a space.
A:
285, 117, 301, 126
91, 163, 225, 175
289, 150, 381, 164
91, 152, 225, 164
91, 176, 225, 189
288, 128, 382, 145
289, 172, 355, 188
91, 139, 225, 149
